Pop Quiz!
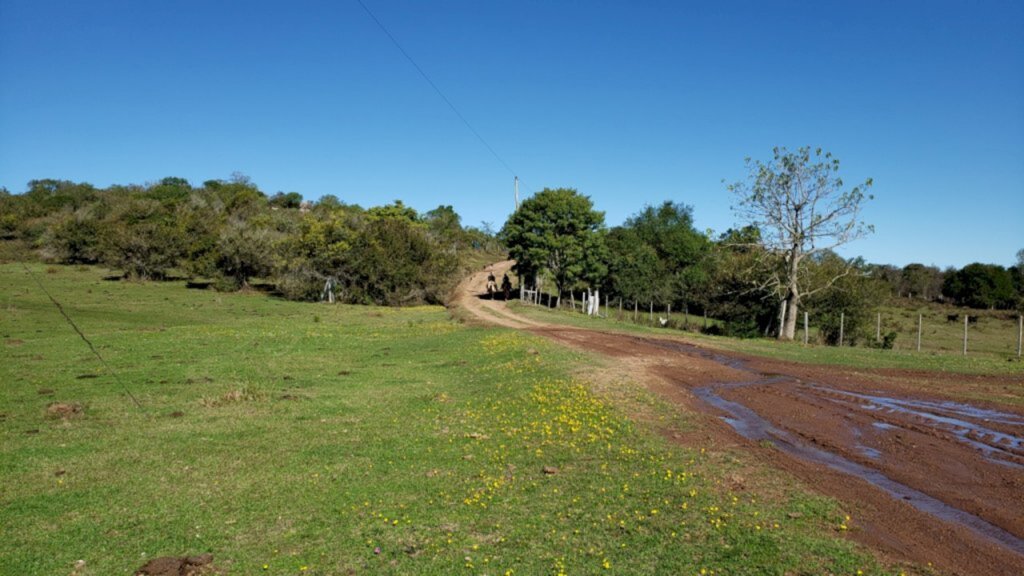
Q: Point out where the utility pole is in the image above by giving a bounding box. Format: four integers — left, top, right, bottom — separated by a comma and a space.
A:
514, 176, 519, 210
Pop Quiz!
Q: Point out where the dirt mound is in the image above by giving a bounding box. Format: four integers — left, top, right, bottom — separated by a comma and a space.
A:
134, 554, 217, 576
46, 402, 82, 419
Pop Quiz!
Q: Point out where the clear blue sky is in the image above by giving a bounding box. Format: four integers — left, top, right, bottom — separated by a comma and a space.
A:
2, 0, 1022, 269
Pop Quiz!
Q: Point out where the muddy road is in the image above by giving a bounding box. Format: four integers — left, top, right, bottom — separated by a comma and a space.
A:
454, 262, 1024, 575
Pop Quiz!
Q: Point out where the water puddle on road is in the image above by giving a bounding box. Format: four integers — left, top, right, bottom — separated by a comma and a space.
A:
817, 388, 1024, 469
643, 337, 1024, 555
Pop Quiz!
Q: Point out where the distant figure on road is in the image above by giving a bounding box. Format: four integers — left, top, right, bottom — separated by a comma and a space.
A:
501, 274, 512, 300
486, 272, 497, 298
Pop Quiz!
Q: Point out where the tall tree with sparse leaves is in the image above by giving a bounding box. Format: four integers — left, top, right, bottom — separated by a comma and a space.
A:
728, 147, 874, 340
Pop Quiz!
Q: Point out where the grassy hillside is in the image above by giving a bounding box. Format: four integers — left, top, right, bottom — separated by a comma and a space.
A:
2, 264, 905, 575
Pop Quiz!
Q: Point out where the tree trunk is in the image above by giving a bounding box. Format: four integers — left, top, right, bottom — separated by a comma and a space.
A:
778, 245, 802, 340
781, 293, 799, 340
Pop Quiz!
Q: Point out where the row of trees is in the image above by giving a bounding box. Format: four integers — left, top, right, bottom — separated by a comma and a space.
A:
871, 259, 1024, 310
501, 148, 1024, 341
0, 176, 496, 305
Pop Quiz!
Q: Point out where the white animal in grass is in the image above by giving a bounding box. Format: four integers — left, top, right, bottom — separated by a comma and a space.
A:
658, 316, 669, 327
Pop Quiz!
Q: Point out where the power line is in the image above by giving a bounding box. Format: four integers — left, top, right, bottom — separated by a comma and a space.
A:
355, 0, 527, 190
20, 263, 144, 411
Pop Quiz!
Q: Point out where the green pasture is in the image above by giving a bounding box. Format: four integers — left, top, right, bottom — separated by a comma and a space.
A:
2, 264, 913, 575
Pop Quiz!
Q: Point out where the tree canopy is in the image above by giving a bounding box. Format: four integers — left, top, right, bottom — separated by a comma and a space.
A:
728, 146, 874, 340
500, 188, 607, 296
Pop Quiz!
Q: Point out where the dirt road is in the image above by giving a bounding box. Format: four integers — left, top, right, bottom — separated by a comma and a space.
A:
454, 262, 1024, 576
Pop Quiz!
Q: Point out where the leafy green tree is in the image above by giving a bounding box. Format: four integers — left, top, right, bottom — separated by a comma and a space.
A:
212, 217, 281, 290
942, 263, 1017, 309
1012, 249, 1024, 305
728, 147, 874, 340
269, 192, 303, 209
42, 207, 102, 264
423, 205, 465, 251
804, 253, 889, 345
705, 227, 778, 337
98, 197, 184, 279
344, 216, 457, 305
604, 227, 660, 306
622, 201, 711, 307
900, 263, 943, 300
501, 188, 607, 298
147, 177, 193, 205
368, 200, 419, 222
276, 204, 363, 300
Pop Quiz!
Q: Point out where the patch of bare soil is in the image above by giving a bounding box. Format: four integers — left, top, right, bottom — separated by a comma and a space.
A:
451, 263, 1024, 576
134, 553, 218, 576
46, 402, 83, 419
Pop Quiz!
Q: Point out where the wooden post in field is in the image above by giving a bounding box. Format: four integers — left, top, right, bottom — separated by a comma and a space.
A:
917, 313, 922, 352
963, 314, 968, 356
839, 312, 845, 347
876, 312, 881, 342
1018, 314, 1022, 358
684, 304, 689, 328
1015, 311, 1024, 356
804, 312, 808, 345
634, 301, 638, 322
667, 303, 671, 320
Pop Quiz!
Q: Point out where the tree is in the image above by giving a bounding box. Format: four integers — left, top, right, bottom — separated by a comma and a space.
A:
728, 147, 874, 340
804, 253, 889, 345
705, 227, 778, 337
942, 263, 1016, 309
500, 188, 607, 299
622, 201, 711, 308
98, 197, 184, 280
268, 191, 303, 209
604, 227, 660, 306
899, 263, 943, 300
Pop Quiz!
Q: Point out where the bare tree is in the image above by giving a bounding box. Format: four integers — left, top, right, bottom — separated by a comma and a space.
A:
728, 147, 873, 340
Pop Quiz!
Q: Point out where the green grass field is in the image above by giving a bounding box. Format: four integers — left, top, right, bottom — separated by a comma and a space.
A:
2, 264, 914, 575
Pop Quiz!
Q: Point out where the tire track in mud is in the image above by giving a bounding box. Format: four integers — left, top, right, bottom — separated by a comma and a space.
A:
454, 264, 1024, 575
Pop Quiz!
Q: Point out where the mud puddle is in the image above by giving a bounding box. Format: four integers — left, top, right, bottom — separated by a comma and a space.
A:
643, 336, 1024, 555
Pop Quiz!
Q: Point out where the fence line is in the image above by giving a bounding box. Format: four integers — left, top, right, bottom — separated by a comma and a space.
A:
515, 291, 1023, 359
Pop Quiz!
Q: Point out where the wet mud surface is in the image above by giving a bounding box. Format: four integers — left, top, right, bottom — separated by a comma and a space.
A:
455, 262, 1024, 575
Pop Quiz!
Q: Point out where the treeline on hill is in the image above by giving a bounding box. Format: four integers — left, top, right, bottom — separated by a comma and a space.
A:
2, 178, 1021, 341
0, 177, 498, 305
500, 189, 1024, 342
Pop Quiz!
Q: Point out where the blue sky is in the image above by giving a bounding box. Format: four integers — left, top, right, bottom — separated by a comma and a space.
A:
1, 0, 1021, 269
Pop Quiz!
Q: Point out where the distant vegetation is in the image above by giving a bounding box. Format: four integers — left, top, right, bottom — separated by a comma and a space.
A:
0, 176, 499, 305
1, 163, 1021, 343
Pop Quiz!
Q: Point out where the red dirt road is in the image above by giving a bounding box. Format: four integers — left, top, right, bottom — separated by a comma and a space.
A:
454, 262, 1024, 576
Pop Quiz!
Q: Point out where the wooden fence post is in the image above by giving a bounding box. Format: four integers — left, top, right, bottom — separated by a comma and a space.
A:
876, 312, 881, 342
917, 313, 922, 352
1018, 314, 1022, 359
839, 312, 845, 347
803, 312, 808, 345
